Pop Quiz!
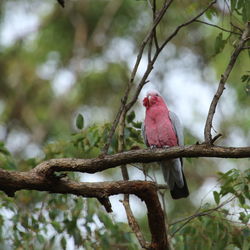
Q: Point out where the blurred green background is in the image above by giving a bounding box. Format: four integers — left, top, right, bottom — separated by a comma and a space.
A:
0, 0, 249, 249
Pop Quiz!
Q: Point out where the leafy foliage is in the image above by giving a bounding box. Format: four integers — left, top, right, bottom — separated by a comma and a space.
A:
0, 0, 249, 249
76, 113, 84, 130
172, 168, 250, 249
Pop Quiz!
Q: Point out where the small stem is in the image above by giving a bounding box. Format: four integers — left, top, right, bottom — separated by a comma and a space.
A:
204, 22, 250, 144
195, 19, 241, 35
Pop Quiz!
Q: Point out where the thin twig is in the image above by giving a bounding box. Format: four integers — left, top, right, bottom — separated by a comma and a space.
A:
157, 184, 169, 190
170, 196, 235, 236
148, 0, 160, 63
102, 0, 174, 154
130, 0, 173, 82
204, 22, 250, 144
118, 96, 149, 247
152, 0, 159, 50
157, 0, 217, 54
125, 0, 217, 113
129, 163, 156, 182
195, 20, 241, 35
102, 95, 128, 154
105, 1, 216, 153
230, 21, 243, 33
121, 199, 150, 249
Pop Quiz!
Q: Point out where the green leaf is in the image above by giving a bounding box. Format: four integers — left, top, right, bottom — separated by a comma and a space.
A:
87, 130, 99, 147
51, 221, 62, 233
231, 0, 237, 11
0, 142, 10, 156
73, 229, 82, 246
242, 227, 250, 237
205, 7, 217, 20
213, 191, 220, 205
242, 0, 250, 22
244, 184, 250, 199
237, 0, 244, 9
60, 236, 67, 250
241, 74, 250, 83
132, 121, 142, 129
126, 111, 135, 123
76, 113, 84, 130
98, 212, 114, 228
37, 234, 45, 244
239, 212, 249, 223
214, 33, 226, 54
238, 194, 245, 205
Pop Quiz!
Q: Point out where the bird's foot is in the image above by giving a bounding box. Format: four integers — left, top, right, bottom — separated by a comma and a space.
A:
150, 145, 157, 150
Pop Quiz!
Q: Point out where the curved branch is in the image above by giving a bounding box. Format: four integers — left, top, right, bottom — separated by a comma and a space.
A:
0, 170, 168, 250
204, 22, 250, 144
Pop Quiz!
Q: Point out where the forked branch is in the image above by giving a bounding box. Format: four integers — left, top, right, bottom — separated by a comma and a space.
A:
104, 0, 217, 153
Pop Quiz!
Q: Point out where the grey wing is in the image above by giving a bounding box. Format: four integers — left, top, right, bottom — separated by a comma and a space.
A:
141, 122, 149, 147
169, 111, 184, 146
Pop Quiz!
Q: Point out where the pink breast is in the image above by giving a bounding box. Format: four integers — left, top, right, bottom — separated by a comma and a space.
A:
145, 108, 177, 147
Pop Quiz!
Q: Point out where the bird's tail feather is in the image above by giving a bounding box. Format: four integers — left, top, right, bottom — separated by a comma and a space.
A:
160, 159, 189, 199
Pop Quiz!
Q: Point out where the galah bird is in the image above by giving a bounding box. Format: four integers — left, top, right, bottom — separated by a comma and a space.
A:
142, 91, 189, 199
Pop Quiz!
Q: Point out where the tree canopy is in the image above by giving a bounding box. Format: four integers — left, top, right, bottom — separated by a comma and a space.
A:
0, 0, 249, 249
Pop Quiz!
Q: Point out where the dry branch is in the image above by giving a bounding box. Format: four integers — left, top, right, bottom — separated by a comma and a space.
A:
1, 144, 250, 198
102, 0, 174, 154
104, 0, 216, 153
195, 20, 241, 35
121, 198, 150, 249
1, 144, 250, 248
204, 21, 250, 144
125, 0, 217, 113
0, 169, 168, 250
24, 145, 250, 178
170, 196, 236, 236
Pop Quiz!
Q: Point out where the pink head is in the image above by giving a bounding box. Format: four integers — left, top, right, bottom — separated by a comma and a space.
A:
143, 91, 167, 109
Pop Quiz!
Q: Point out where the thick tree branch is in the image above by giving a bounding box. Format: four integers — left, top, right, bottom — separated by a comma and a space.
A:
204, 21, 250, 144
0, 170, 168, 250
1, 144, 250, 249
25, 145, 250, 178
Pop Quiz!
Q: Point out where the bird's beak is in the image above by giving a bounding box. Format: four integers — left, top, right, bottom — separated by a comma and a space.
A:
143, 96, 150, 108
